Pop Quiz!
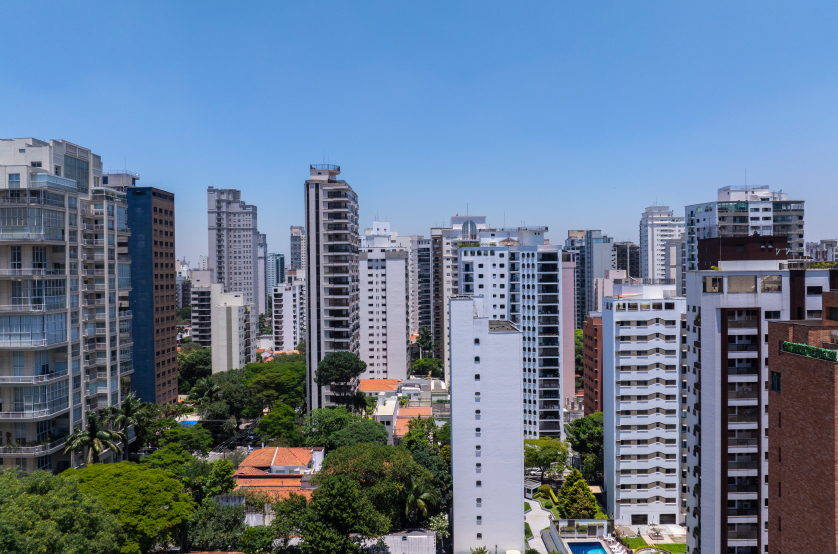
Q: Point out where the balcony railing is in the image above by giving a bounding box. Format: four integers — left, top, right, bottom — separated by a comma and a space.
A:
0, 369, 69, 384
0, 404, 70, 419
0, 436, 68, 455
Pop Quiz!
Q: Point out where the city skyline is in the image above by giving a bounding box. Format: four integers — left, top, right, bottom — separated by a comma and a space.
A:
2, 2, 837, 262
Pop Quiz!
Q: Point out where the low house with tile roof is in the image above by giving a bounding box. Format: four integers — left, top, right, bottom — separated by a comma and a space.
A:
237, 446, 324, 474
393, 406, 432, 446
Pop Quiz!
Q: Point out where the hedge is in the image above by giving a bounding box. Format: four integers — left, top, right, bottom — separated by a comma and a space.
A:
783, 341, 838, 363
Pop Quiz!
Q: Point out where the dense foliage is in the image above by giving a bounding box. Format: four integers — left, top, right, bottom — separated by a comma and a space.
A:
314, 351, 367, 404
524, 437, 569, 484
564, 411, 604, 482
177, 347, 212, 394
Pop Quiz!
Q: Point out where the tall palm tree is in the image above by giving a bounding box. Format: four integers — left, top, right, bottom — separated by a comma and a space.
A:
64, 410, 127, 465
404, 475, 440, 521
416, 327, 434, 359
189, 377, 220, 409
103, 392, 155, 452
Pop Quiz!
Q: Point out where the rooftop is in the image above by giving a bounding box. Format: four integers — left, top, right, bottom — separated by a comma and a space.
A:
359, 378, 401, 392
489, 320, 519, 333
239, 446, 322, 469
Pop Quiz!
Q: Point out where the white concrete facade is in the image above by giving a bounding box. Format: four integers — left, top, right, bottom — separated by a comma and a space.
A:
272, 283, 304, 352
290, 225, 305, 271
449, 296, 524, 554
360, 247, 409, 381
210, 288, 257, 373
684, 261, 829, 554
602, 284, 686, 526
639, 206, 685, 280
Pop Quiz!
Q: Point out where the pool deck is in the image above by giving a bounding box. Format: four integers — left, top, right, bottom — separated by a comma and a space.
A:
561, 537, 616, 554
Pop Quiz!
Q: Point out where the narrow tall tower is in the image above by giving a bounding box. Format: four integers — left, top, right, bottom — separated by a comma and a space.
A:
304, 165, 360, 411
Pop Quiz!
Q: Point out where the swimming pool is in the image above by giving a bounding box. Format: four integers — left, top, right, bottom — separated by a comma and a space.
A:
568, 542, 607, 554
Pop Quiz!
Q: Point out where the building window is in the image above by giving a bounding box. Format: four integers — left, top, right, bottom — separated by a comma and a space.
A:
807, 286, 823, 296
474, 356, 480, 362
703, 276, 723, 293
829, 307, 838, 321
8, 173, 20, 189
728, 275, 756, 293
476, 480, 482, 487
761, 275, 782, 292
474, 374, 480, 381
476, 533, 482, 539
770, 371, 781, 393
765, 311, 780, 319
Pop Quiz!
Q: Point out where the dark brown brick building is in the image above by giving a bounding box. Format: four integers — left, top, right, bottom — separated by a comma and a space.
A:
767, 290, 838, 554
582, 314, 603, 415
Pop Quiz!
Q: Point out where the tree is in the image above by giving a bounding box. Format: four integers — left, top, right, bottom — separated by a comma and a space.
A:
104, 392, 155, 453
189, 376, 220, 408
271, 492, 309, 550
64, 462, 194, 554
574, 328, 583, 375
144, 417, 180, 448
296, 330, 306, 355
184, 501, 246, 552
411, 445, 452, 515
247, 361, 306, 411
64, 410, 126, 465
140, 442, 195, 477
178, 347, 212, 394
329, 418, 389, 449
403, 474, 440, 522
524, 437, 569, 484
255, 403, 304, 446
416, 327, 434, 358
427, 513, 450, 540
411, 357, 443, 378
560, 468, 585, 501
300, 476, 390, 554
213, 368, 253, 425
0, 469, 120, 554
160, 423, 214, 456
314, 352, 367, 405
314, 443, 433, 528
470, 548, 490, 554
176, 306, 192, 321
437, 421, 451, 446
258, 312, 272, 335
240, 526, 276, 554
564, 479, 598, 519
564, 412, 604, 482
303, 406, 360, 447
401, 415, 439, 452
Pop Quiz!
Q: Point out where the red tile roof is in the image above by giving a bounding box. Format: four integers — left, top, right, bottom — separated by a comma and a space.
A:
234, 474, 314, 500
359, 378, 401, 392
233, 466, 267, 476
239, 447, 315, 469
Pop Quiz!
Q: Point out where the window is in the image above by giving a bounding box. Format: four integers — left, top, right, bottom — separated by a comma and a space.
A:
765, 311, 780, 319
474, 338, 480, 344
476, 463, 482, 469
476, 516, 482, 523
807, 310, 822, 320
728, 275, 756, 293
474, 374, 480, 381
770, 371, 781, 393
475, 409, 481, 415
8, 173, 20, 189
829, 307, 838, 321
761, 275, 782, 292
476, 480, 482, 487
664, 302, 674, 310
703, 277, 723, 293
807, 286, 823, 296
474, 356, 480, 362
476, 533, 482, 539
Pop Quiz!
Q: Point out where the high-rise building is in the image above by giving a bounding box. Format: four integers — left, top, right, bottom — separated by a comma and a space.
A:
565, 230, 615, 329
804, 238, 838, 262
458, 230, 566, 437
272, 282, 305, 352
0, 138, 135, 472
304, 165, 360, 411
359, 240, 409, 381
257, 233, 267, 315
266, 253, 285, 301
290, 225, 305, 270
639, 206, 684, 280
614, 241, 641, 278
449, 296, 524, 554
602, 282, 686, 526
207, 187, 265, 315
417, 238, 433, 334
210, 289, 257, 373
126, 186, 178, 405
189, 270, 214, 348
582, 314, 603, 416
766, 290, 838, 554
663, 233, 684, 296
562, 250, 578, 405
684, 185, 805, 278
684, 236, 832, 554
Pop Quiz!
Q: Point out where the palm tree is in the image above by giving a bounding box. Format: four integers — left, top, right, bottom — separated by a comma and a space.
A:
189, 377, 220, 409
103, 392, 155, 452
404, 475, 440, 521
416, 327, 434, 359
64, 410, 127, 465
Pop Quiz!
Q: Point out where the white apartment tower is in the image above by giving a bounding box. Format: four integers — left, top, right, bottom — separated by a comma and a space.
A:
189, 270, 214, 348
359, 236, 409, 381
272, 283, 305, 352
207, 187, 266, 315
684, 237, 832, 554
210, 288, 257, 373
602, 283, 686, 526
304, 165, 360, 411
457, 229, 565, 438
450, 296, 524, 554
639, 206, 684, 280
0, 138, 135, 472
290, 225, 305, 271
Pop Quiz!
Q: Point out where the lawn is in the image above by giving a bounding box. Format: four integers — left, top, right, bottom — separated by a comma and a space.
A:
655, 544, 686, 553
525, 522, 533, 539
524, 501, 531, 511
623, 537, 648, 549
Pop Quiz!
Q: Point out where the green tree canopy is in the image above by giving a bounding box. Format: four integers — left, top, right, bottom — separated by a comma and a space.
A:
212, 368, 253, 425
64, 410, 126, 465
140, 442, 195, 478
303, 406, 360, 447
63, 462, 194, 554
160, 423, 214, 456
416, 327, 434, 358
564, 412, 604, 482
410, 358, 443, 378
246, 361, 306, 410
524, 437, 570, 484
315, 443, 433, 528
314, 352, 367, 404
255, 403, 304, 446
271, 492, 309, 550
178, 347, 212, 394
401, 416, 440, 452
184, 501, 246, 552
564, 478, 598, 519
411, 445, 452, 515
328, 418, 389, 449
0, 469, 120, 554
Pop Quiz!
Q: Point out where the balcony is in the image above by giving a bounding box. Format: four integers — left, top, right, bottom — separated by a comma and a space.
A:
0, 434, 69, 456
0, 269, 66, 278
0, 369, 69, 384
0, 404, 70, 420
29, 173, 78, 192
0, 227, 64, 242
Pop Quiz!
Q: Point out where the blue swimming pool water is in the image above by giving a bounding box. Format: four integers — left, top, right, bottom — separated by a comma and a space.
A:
568, 542, 607, 554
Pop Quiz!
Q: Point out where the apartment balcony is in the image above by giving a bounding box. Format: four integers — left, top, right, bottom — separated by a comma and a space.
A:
118, 310, 132, 319
0, 369, 69, 385
0, 404, 71, 421
0, 435, 68, 456
0, 269, 66, 279
0, 337, 68, 349
0, 227, 65, 243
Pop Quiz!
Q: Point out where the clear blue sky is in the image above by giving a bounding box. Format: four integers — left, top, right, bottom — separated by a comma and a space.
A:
3, 1, 837, 261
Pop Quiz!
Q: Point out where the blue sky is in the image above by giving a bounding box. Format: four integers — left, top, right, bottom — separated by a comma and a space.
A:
3, 1, 837, 261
